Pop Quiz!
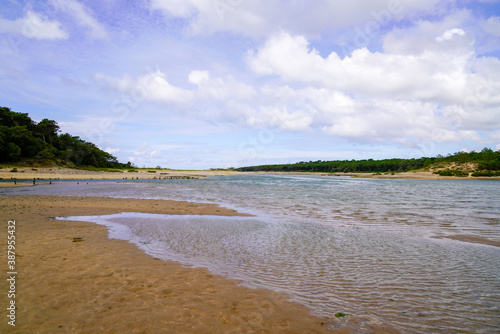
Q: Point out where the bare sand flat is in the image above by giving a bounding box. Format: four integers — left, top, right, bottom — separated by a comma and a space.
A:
1, 167, 499, 185
433, 234, 500, 248
0, 167, 240, 182
302, 171, 500, 180
0, 195, 400, 333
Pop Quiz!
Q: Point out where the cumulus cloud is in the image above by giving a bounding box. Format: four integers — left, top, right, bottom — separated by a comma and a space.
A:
94, 26, 499, 145
244, 27, 500, 139
96, 70, 194, 104
97, 69, 256, 107
247, 30, 481, 104
240, 86, 480, 144
0, 11, 68, 39
188, 70, 256, 100
91, 9, 499, 149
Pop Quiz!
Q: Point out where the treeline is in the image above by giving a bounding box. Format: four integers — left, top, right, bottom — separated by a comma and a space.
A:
0, 107, 131, 168
236, 148, 500, 173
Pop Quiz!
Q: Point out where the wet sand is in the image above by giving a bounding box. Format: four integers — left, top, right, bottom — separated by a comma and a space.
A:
0, 167, 237, 182
433, 234, 500, 248
1, 167, 499, 184
0, 195, 400, 333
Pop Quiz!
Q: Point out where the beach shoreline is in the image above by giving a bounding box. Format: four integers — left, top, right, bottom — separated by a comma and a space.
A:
0, 167, 237, 183
1, 167, 499, 186
0, 195, 400, 333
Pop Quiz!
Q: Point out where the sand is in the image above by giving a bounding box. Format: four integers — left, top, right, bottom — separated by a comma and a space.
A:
1, 167, 499, 185
0, 195, 401, 333
285, 171, 500, 180
0, 167, 239, 182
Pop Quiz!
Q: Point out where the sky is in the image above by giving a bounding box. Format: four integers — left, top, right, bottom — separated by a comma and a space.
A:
1, 0, 499, 169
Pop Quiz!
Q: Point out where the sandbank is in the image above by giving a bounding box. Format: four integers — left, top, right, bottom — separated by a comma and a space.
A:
0, 167, 240, 183
1, 167, 499, 185
0, 195, 400, 333
258, 171, 500, 180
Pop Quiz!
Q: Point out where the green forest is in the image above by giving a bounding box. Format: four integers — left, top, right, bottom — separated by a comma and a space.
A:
237, 148, 500, 176
0, 107, 131, 168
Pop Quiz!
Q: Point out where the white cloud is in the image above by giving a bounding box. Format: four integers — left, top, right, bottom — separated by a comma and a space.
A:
436, 28, 465, 42
188, 70, 256, 100
139, 71, 194, 104
104, 147, 120, 154
247, 31, 476, 104
80, 7, 500, 156
240, 21, 497, 142
247, 106, 314, 132
150, 0, 201, 17
52, 0, 107, 39
96, 71, 194, 104
133, 141, 163, 164
94, 22, 499, 146
188, 70, 209, 85
97, 69, 256, 107
241, 86, 480, 144
482, 16, 500, 37
0, 11, 68, 40
382, 11, 475, 55
148, 0, 456, 38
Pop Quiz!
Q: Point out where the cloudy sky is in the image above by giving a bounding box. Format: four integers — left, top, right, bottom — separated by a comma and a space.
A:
1, 0, 499, 169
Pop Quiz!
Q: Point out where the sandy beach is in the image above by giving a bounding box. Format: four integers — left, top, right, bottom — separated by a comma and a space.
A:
1, 166, 499, 184
0, 167, 238, 182
266, 171, 500, 181
0, 195, 401, 333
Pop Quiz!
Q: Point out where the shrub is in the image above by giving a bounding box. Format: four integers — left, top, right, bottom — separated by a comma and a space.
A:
434, 169, 469, 177
10, 168, 18, 172
434, 169, 454, 176
471, 170, 500, 177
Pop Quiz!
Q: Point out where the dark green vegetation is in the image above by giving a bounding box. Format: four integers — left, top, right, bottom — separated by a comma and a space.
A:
0, 107, 132, 168
471, 170, 500, 177
237, 148, 500, 176
433, 169, 469, 177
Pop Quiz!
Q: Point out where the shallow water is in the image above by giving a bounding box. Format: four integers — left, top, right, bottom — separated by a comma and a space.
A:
4, 175, 500, 333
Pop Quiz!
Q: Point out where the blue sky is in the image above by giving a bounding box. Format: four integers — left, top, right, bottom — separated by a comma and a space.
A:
1, 0, 499, 169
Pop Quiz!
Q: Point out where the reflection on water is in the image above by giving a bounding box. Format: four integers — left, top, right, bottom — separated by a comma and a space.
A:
5, 174, 500, 333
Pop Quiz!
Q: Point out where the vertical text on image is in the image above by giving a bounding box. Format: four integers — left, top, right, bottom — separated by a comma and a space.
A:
6, 220, 17, 327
